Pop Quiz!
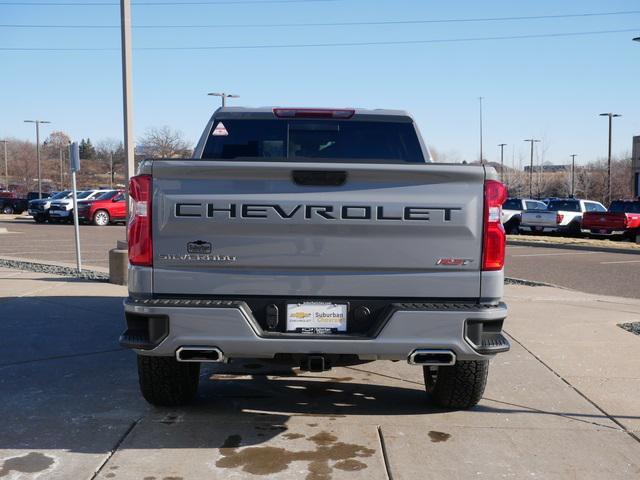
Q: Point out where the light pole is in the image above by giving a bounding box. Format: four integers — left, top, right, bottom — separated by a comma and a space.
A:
478, 97, 484, 163
599, 113, 621, 206
524, 139, 541, 198
120, 0, 135, 225
24, 120, 51, 198
498, 143, 507, 182
0, 140, 7, 191
59, 147, 64, 191
570, 154, 577, 198
208, 92, 240, 107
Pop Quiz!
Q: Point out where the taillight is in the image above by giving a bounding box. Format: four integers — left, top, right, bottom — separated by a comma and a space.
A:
128, 174, 152, 266
482, 180, 508, 271
556, 213, 564, 224
273, 108, 355, 119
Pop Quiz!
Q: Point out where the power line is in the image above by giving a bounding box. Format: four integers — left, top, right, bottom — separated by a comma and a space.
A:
1, 27, 638, 51
0, 0, 336, 4
2, 10, 640, 27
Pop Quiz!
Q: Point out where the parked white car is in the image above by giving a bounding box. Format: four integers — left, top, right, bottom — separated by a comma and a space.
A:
520, 198, 606, 234
501, 198, 547, 234
48, 189, 114, 221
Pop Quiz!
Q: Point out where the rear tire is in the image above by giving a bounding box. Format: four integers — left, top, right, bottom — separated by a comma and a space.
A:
567, 221, 581, 236
137, 355, 200, 407
504, 219, 520, 235
423, 360, 489, 409
2, 205, 14, 215
34, 214, 46, 223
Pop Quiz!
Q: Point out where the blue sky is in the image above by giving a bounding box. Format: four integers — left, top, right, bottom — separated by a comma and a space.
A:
1, 0, 639, 166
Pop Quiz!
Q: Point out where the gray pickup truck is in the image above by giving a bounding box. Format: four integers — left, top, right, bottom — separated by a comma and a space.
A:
120, 107, 510, 409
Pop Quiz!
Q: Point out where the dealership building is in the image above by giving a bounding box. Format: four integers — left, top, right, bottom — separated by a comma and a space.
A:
634, 136, 640, 198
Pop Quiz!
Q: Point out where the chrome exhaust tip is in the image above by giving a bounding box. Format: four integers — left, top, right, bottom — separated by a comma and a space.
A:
408, 349, 456, 366
176, 346, 225, 363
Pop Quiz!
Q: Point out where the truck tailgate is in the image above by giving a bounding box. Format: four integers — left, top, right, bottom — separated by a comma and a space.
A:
151, 161, 486, 299
521, 210, 557, 227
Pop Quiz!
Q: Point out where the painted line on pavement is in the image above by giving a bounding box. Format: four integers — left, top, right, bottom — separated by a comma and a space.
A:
599, 260, 640, 264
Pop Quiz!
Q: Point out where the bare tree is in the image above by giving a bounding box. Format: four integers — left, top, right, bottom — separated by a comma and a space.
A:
138, 126, 192, 159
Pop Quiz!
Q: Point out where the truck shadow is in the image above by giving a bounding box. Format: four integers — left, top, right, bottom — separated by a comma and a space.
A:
1, 293, 638, 460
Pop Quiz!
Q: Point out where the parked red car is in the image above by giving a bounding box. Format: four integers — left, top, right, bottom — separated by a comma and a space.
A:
77, 190, 127, 226
581, 200, 640, 241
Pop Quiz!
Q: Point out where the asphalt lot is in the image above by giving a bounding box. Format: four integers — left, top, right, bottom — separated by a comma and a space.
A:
0, 215, 124, 269
1, 267, 639, 479
506, 245, 640, 298
1, 214, 639, 298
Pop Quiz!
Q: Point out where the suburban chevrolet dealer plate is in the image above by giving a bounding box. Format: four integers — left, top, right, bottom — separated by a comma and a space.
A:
286, 303, 348, 334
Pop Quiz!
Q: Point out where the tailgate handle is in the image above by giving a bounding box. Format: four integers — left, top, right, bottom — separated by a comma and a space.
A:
292, 170, 347, 186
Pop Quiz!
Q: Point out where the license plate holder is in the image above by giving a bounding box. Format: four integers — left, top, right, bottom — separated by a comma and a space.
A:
286, 302, 348, 334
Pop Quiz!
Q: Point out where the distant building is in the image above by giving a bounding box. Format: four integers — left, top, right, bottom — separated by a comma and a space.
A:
523, 164, 569, 173
633, 136, 640, 198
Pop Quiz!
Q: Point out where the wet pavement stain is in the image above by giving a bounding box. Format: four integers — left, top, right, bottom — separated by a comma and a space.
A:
428, 431, 451, 443
283, 433, 305, 440
307, 423, 318, 427
160, 414, 179, 425
215, 431, 375, 480
0, 452, 55, 477
105, 473, 116, 478
334, 459, 367, 471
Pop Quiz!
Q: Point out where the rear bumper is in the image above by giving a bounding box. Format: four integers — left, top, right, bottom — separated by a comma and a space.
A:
520, 225, 558, 233
121, 297, 509, 362
581, 228, 626, 236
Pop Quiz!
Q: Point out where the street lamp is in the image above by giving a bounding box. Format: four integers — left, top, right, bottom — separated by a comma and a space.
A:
24, 120, 51, 199
570, 154, 577, 198
599, 113, 621, 206
498, 143, 507, 182
208, 92, 240, 107
524, 139, 541, 198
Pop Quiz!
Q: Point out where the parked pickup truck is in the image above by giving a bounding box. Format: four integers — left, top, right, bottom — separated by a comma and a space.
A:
120, 106, 510, 410
582, 200, 640, 241
501, 198, 547, 234
520, 198, 606, 234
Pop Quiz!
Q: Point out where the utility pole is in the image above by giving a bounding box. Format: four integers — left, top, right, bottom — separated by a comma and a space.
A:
59, 147, 64, 191
208, 92, 239, 107
570, 154, 577, 198
0, 140, 7, 191
24, 120, 51, 199
524, 139, 541, 198
599, 113, 621, 206
478, 97, 484, 163
120, 0, 135, 220
110, 152, 114, 189
498, 143, 507, 183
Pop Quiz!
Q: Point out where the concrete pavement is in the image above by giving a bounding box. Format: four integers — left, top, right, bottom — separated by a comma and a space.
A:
0, 267, 639, 479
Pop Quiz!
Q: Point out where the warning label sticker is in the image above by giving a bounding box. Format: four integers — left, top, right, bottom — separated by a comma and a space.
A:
212, 122, 228, 136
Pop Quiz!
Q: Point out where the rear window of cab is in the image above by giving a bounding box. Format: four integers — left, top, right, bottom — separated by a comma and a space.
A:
201, 119, 425, 164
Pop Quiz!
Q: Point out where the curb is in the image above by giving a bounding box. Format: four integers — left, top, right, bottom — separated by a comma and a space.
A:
504, 276, 567, 289
0, 257, 109, 282
507, 239, 640, 255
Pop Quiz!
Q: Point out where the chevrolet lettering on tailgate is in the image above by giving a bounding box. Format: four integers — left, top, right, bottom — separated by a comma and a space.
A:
175, 203, 461, 222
